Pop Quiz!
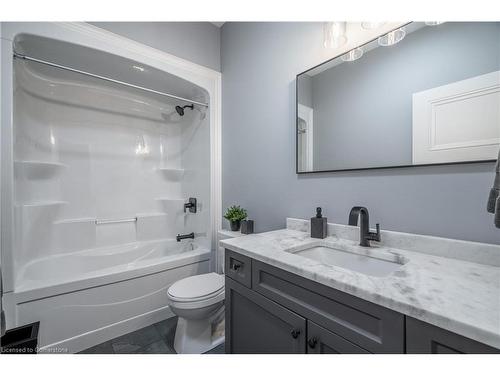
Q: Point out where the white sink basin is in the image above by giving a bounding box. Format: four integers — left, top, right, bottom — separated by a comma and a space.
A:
288, 245, 405, 277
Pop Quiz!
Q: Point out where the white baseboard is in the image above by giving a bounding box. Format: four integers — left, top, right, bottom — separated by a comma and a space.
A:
39, 306, 175, 354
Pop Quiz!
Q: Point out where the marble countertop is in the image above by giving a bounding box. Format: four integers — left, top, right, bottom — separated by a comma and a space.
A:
218, 229, 246, 239
220, 222, 500, 349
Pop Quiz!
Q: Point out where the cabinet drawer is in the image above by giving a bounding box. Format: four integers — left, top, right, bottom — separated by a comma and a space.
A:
406, 317, 499, 354
252, 260, 404, 353
225, 249, 252, 288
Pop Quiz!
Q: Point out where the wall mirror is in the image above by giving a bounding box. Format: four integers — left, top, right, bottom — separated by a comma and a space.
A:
296, 22, 500, 173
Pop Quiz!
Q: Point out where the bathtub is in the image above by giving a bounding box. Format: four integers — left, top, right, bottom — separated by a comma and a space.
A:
3, 239, 211, 353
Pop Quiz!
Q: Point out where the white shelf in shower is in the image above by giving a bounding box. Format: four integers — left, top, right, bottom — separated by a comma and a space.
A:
14, 160, 67, 178
157, 167, 185, 179
16, 200, 68, 208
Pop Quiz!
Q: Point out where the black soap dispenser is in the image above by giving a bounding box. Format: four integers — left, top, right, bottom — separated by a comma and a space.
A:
311, 207, 327, 239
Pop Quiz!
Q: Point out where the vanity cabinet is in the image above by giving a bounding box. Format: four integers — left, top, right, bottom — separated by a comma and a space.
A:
225, 249, 404, 354
406, 317, 499, 354
226, 277, 367, 354
225, 249, 500, 354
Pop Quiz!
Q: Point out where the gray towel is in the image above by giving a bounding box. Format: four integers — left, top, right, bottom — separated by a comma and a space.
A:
487, 148, 500, 228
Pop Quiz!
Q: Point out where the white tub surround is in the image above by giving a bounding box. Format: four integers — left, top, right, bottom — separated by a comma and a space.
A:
220, 218, 500, 349
4, 245, 210, 353
14, 240, 209, 300
1, 23, 221, 353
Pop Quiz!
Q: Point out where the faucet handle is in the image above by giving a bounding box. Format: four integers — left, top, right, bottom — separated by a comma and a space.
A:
374, 223, 381, 242
367, 223, 381, 242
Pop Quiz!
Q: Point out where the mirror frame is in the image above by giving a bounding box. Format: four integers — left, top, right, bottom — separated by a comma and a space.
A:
295, 22, 498, 174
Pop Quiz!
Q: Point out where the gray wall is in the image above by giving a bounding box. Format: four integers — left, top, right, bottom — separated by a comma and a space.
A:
90, 22, 221, 71
310, 22, 500, 170
221, 22, 500, 245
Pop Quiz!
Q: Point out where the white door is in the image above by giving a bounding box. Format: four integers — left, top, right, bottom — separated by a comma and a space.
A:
412, 71, 500, 164
297, 104, 314, 172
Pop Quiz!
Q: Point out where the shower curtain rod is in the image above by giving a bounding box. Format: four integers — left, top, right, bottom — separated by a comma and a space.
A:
13, 52, 210, 108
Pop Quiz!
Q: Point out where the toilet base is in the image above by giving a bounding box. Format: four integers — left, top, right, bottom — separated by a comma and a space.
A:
173, 315, 225, 354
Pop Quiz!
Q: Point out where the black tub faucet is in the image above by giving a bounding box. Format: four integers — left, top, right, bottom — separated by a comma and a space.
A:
176, 232, 195, 242
348, 206, 381, 247
184, 198, 197, 213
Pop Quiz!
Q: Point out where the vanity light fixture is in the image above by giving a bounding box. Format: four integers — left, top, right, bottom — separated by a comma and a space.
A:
323, 22, 347, 48
361, 22, 385, 30
425, 21, 444, 26
378, 27, 406, 46
341, 47, 364, 62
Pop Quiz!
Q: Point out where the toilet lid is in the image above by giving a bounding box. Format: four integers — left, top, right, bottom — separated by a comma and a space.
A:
168, 273, 224, 301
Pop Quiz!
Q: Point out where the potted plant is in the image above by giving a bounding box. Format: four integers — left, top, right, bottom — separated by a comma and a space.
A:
224, 205, 248, 231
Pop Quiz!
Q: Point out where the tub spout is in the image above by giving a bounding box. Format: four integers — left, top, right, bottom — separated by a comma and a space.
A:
176, 232, 195, 242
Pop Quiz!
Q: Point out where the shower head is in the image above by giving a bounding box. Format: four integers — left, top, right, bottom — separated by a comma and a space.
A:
175, 104, 194, 116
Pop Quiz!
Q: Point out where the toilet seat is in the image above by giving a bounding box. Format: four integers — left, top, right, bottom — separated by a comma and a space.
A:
167, 273, 225, 309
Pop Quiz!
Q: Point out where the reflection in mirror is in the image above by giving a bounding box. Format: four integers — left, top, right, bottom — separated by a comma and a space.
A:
297, 22, 500, 173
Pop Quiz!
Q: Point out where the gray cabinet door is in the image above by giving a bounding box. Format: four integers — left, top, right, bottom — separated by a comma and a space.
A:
307, 321, 369, 354
226, 277, 306, 354
406, 317, 499, 354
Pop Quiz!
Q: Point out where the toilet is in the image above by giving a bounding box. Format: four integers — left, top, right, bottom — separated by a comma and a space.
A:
167, 272, 225, 354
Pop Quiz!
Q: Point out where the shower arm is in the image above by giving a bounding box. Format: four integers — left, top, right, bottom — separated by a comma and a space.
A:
13, 52, 209, 108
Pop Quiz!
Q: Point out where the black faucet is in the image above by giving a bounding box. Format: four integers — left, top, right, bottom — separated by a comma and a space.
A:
348, 207, 381, 247
176, 232, 195, 242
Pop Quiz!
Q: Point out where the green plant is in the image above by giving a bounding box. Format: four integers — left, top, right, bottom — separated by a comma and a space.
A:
224, 205, 248, 222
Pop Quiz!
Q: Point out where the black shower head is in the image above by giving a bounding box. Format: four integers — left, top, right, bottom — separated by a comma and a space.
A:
175, 104, 194, 116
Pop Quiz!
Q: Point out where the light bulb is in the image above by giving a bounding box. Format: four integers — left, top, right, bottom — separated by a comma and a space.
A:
378, 27, 406, 46
341, 47, 364, 62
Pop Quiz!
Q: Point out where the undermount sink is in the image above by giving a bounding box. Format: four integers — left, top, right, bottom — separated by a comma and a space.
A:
288, 244, 405, 277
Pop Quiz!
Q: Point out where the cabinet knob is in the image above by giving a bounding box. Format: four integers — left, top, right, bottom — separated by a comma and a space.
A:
231, 263, 241, 271
308, 338, 317, 348
291, 329, 301, 339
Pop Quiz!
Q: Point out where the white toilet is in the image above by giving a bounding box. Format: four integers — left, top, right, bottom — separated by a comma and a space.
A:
167, 272, 225, 354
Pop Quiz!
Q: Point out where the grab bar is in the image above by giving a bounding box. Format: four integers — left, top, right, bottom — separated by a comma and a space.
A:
13, 52, 209, 108
95, 217, 137, 225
